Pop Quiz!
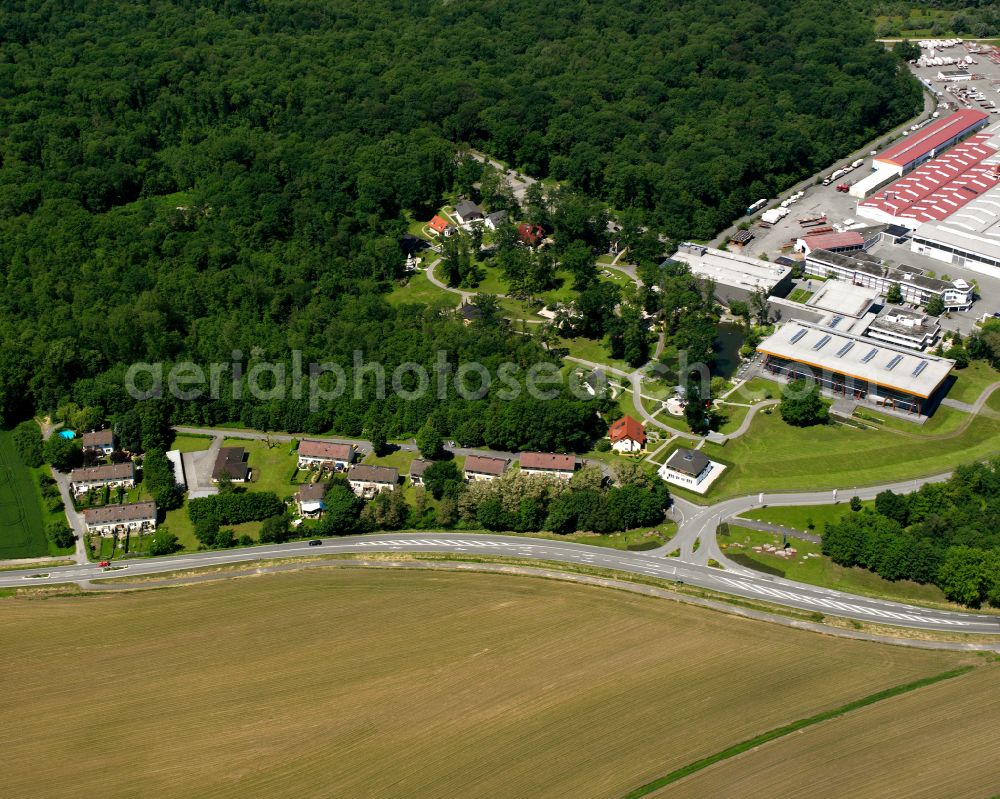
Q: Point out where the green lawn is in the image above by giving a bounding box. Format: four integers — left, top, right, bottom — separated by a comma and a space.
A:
0, 428, 51, 559
162, 505, 198, 552
719, 525, 951, 607
787, 288, 814, 303
715, 402, 751, 436
699, 392, 1000, 499
724, 376, 780, 404
615, 389, 643, 424
738, 501, 874, 533
472, 264, 508, 295
224, 438, 300, 500
169, 433, 213, 453
362, 447, 419, 472
523, 522, 677, 551
853, 404, 966, 436
558, 336, 631, 371
946, 360, 999, 405
385, 269, 458, 313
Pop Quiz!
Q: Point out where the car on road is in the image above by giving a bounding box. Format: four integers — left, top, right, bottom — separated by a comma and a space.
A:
308, 540, 323, 546
98, 560, 110, 567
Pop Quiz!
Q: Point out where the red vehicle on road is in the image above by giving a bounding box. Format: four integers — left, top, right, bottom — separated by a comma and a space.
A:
98, 561, 110, 567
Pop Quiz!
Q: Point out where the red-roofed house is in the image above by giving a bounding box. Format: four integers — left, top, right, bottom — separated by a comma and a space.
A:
519, 452, 577, 480
608, 416, 646, 453
518, 223, 545, 246
429, 215, 453, 236
795, 231, 864, 256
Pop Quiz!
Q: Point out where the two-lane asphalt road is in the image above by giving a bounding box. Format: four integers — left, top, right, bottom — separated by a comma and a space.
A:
10, 532, 1000, 634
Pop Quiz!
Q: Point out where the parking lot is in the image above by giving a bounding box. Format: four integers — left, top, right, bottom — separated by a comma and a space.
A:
908, 39, 1000, 119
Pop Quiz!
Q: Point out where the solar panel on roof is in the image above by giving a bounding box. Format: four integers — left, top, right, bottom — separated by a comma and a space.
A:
886, 354, 903, 371
862, 348, 878, 363
790, 329, 807, 345
912, 360, 928, 377
836, 342, 854, 358
829, 315, 843, 329
812, 335, 831, 351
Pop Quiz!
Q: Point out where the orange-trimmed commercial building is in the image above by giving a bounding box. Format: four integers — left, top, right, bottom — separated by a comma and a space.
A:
756, 321, 954, 416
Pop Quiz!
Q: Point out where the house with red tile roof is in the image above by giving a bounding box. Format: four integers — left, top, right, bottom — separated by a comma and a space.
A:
608, 415, 646, 453
518, 222, 545, 246
429, 214, 453, 236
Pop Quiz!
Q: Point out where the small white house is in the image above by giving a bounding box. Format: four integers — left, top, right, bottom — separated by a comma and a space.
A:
657, 448, 726, 494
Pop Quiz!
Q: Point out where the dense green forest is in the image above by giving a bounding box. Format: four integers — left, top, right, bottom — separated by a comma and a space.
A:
0, 0, 920, 442
874, 2, 1000, 38
823, 461, 1000, 606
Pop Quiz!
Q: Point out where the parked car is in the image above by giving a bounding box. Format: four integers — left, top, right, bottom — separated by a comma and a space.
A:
308, 539, 323, 546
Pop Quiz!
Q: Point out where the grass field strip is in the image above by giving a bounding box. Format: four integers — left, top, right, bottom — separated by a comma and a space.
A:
622, 665, 976, 798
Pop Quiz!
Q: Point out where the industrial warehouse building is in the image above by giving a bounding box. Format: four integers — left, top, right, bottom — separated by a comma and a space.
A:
805, 248, 974, 311
756, 321, 955, 416
858, 126, 1000, 229
910, 182, 1000, 277
872, 109, 989, 177
669, 244, 793, 306
850, 110, 991, 199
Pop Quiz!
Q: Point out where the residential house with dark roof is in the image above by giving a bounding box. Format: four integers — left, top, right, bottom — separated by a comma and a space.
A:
83, 501, 156, 537
657, 448, 725, 494
82, 429, 115, 456
463, 455, 509, 482
295, 483, 327, 518
484, 210, 508, 230
408, 458, 432, 486
347, 464, 398, 498
69, 462, 135, 496
454, 200, 483, 225
212, 447, 251, 483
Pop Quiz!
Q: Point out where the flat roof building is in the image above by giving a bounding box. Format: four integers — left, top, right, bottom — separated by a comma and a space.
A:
670, 243, 793, 306
910, 181, 1000, 278
805, 281, 880, 319
805, 248, 973, 311
756, 320, 954, 415
864, 307, 941, 351
872, 109, 989, 176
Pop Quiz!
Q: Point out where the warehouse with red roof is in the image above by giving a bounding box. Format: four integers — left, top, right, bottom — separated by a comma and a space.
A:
858, 129, 1000, 229
872, 109, 989, 176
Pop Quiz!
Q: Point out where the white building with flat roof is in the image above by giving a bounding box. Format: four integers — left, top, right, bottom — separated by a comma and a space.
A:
756, 320, 954, 415
669, 244, 793, 306
910, 182, 1000, 278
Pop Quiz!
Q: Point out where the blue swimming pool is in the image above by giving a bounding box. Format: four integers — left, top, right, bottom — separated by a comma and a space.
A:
58, 429, 76, 440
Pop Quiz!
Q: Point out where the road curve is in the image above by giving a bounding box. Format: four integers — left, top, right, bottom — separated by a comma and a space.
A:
10, 531, 1000, 635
